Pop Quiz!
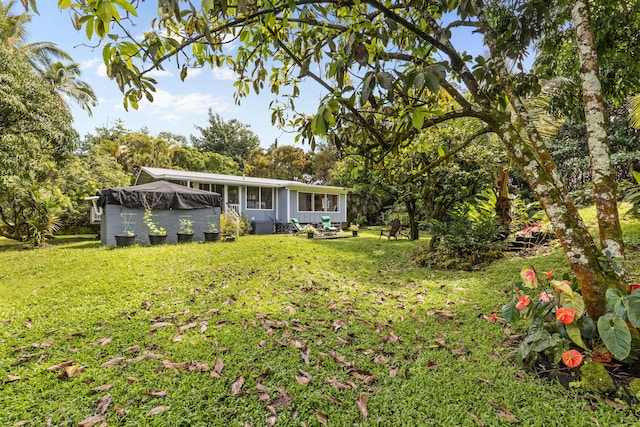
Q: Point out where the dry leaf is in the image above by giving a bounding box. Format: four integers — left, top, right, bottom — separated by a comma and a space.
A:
257, 392, 271, 402
14, 421, 30, 427
605, 398, 625, 410
97, 393, 111, 415
147, 406, 167, 416
356, 393, 368, 419
144, 350, 164, 359
100, 357, 126, 368
144, 390, 168, 397
65, 364, 80, 378
124, 345, 141, 354
200, 321, 208, 333
231, 376, 245, 396
316, 412, 328, 426
150, 322, 174, 332
295, 374, 311, 385
7, 374, 20, 382
47, 360, 76, 371
160, 360, 187, 371
94, 337, 112, 346
90, 384, 113, 393
389, 368, 398, 377
592, 349, 613, 363
77, 415, 105, 427
215, 358, 224, 375
266, 416, 277, 427
467, 411, 485, 426
179, 322, 197, 333
127, 376, 138, 383
25, 318, 33, 328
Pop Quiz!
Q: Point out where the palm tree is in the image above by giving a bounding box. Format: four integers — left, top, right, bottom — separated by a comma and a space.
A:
0, 1, 97, 115
44, 61, 98, 116
0, 0, 71, 72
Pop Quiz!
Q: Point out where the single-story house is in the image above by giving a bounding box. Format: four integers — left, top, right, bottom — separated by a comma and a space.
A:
95, 180, 221, 245
135, 166, 349, 233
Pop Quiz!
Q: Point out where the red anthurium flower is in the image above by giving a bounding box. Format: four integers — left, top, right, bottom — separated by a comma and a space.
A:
539, 291, 553, 303
520, 266, 538, 288
556, 307, 576, 324
562, 349, 582, 368
544, 270, 554, 280
516, 294, 531, 310
630, 284, 640, 292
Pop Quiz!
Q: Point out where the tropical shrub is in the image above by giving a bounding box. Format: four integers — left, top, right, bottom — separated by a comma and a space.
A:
414, 206, 505, 270
502, 266, 640, 369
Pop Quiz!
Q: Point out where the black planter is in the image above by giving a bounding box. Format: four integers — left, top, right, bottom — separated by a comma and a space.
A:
177, 233, 194, 243
204, 232, 221, 242
115, 234, 136, 247
307, 232, 314, 239
149, 234, 167, 245
352, 230, 358, 237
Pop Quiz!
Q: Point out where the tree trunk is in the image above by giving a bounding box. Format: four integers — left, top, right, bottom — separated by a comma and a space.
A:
570, 0, 626, 278
405, 198, 419, 240
470, 0, 625, 318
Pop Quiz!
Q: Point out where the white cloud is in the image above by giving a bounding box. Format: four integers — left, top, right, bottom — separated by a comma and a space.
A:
212, 67, 237, 81
138, 89, 230, 122
186, 68, 203, 79
147, 68, 174, 78
79, 58, 101, 72
95, 63, 108, 78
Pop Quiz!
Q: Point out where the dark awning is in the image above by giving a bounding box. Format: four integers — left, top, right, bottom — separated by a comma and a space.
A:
97, 180, 221, 209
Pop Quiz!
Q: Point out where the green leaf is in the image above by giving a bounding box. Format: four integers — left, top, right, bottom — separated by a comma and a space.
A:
58, 0, 71, 9
560, 292, 585, 319
376, 71, 393, 90
628, 291, 640, 328
501, 300, 519, 324
411, 108, 424, 130
437, 146, 445, 157
565, 323, 586, 349
605, 288, 626, 317
423, 70, 440, 93
597, 314, 631, 361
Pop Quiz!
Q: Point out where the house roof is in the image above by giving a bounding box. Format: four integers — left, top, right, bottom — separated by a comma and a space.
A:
137, 167, 349, 194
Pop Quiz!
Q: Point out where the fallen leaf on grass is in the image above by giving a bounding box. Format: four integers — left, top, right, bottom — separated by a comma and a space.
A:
7, 374, 20, 382
356, 393, 368, 419
467, 411, 485, 426
150, 322, 174, 332
47, 360, 76, 371
389, 368, 398, 377
101, 357, 126, 368
93, 337, 112, 346
271, 388, 291, 408
296, 375, 311, 385
77, 415, 105, 426
144, 390, 168, 397
143, 350, 164, 360
605, 398, 625, 409
179, 322, 198, 333
97, 393, 111, 415
14, 421, 30, 426
477, 376, 492, 385
25, 318, 32, 329
147, 406, 167, 416
316, 412, 328, 425
322, 395, 341, 405
124, 345, 141, 354
90, 384, 113, 393
61, 364, 81, 379
159, 360, 187, 371
231, 376, 245, 396
266, 416, 277, 427
189, 361, 209, 372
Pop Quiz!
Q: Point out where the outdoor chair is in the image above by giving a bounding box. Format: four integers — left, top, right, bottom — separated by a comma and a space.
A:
380, 219, 402, 240
320, 216, 338, 234
291, 218, 304, 234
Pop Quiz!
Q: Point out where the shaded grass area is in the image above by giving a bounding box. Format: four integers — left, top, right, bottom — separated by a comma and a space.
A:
0, 229, 638, 425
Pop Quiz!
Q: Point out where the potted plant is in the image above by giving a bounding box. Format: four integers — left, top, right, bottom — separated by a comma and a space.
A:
303, 224, 316, 239
177, 216, 194, 243
115, 230, 136, 247
349, 223, 359, 237
144, 209, 167, 245
204, 223, 221, 242
115, 213, 137, 246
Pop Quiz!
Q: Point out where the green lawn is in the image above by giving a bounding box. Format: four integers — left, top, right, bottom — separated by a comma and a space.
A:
0, 228, 638, 426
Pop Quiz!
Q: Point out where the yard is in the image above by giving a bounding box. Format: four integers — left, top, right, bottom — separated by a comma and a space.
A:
1, 224, 639, 425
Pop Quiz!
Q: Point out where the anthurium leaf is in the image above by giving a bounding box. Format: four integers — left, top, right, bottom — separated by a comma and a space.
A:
565, 323, 586, 349
520, 266, 538, 288
551, 280, 573, 295
605, 288, 627, 317
560, 292, 585, 319
501, 300, 519, 324
576, 315, 596, 339
597, 314, 631, 361
627, 291, 640, 328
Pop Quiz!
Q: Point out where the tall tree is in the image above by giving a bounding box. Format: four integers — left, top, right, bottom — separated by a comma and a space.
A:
43, 61, 98, 116
244, 145, 312, 181
191, 110, 261, 167
53, 0, 626, 317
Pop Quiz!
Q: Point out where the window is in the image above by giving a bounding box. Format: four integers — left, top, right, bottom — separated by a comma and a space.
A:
246, 186, 273, 210
298, 192, 340, 212
199, 183, 211, 192
228, 186, 239, 205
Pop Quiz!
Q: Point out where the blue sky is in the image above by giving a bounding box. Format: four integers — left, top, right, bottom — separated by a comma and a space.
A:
23, 3, 493, 148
